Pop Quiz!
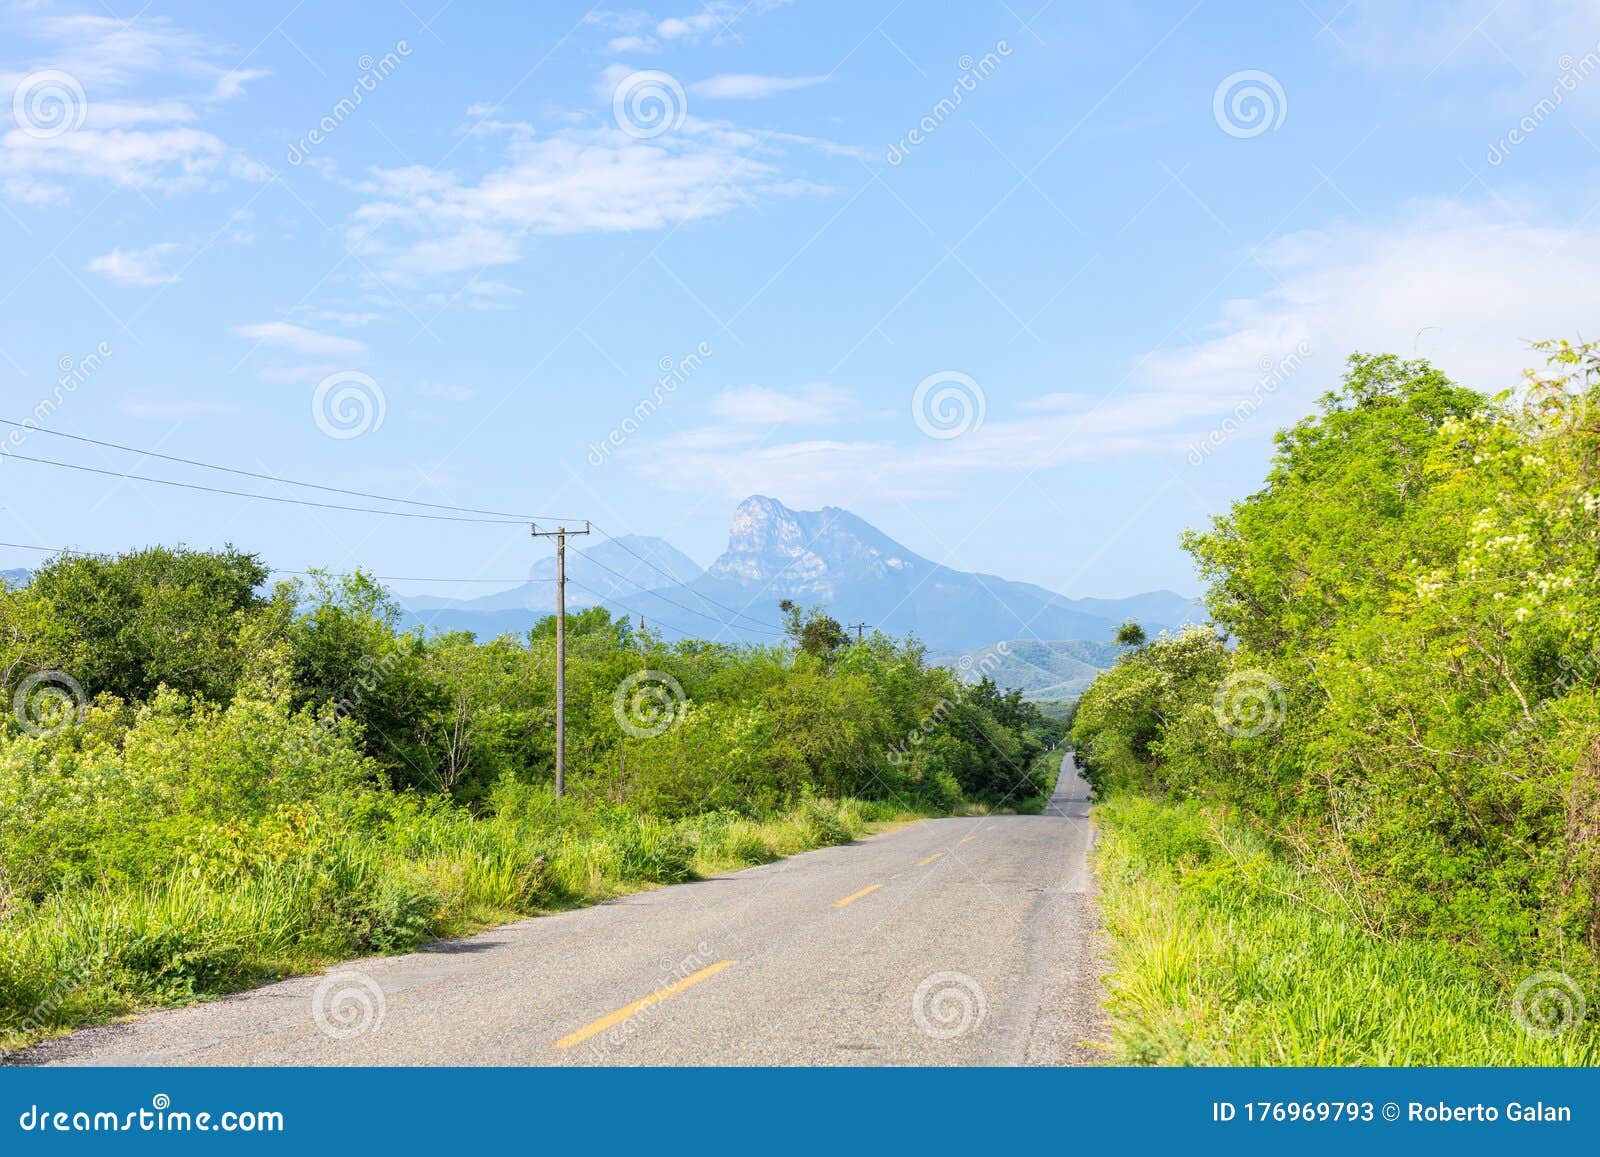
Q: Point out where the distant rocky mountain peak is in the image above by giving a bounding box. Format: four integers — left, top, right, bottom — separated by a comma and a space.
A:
707, 495, 927, 596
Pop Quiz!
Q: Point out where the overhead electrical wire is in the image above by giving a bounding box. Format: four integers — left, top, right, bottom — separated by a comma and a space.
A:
0, 417, 582, 522
588, 521, 785, 631
1, 544, 780, 643
0, 541, 780, 640
575, 549, 785, 636
0, 420, 796, 639
274, 570, 555, 584
0, 540, 557, 584
3, 450, 528, 524
566, 579, 696, 638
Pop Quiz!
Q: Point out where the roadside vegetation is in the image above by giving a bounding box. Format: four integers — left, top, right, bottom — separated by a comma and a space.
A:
0, 556, 1061, 1052
1076, 340, 1600, 1064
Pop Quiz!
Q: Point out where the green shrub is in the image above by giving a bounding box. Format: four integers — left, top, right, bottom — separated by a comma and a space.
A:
1076, 341, 1600, 1010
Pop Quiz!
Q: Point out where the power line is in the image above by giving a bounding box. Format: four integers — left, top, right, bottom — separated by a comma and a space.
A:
0, 417, 582, 522
3, 537, 780, 642
2, 451, 528, 524
276, 570, 556, 584
588, 522, 784, 630
575, 548, 785, 636
566, 579, 696, 638
0, 540, 554, 584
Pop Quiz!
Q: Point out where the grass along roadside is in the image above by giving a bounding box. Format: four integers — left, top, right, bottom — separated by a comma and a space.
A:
0, 793, 937, 1058
1093, 793, 1600, 1065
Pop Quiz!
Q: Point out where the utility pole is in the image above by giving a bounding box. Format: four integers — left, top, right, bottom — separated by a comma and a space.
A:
847, 621, 869, 644
531, 521, 591, 799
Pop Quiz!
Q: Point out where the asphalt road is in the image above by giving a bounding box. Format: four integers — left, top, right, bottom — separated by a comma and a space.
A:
19, 754, 1109, 1066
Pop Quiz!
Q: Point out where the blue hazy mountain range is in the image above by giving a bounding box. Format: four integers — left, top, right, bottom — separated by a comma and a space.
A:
398, 496, 1204, 659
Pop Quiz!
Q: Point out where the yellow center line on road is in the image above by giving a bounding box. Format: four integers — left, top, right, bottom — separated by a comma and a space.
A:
960, 834, 976, 844
916, 852, 943, 866
552, 960, 737, 1049
834, 884, 883, 908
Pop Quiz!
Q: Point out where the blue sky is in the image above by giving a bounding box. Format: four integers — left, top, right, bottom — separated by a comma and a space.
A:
3, 0, 1600, 601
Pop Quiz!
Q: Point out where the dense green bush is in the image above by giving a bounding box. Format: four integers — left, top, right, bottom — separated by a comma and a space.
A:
1074, 341, 1600, 991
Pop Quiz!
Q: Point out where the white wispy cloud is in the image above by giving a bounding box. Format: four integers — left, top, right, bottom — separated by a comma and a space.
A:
234, 322, 367, 358
607, 36, 659, 54
690, 73, 828, 99
345, 117, 829, 278
0, 11, 269, 203
255, 363, 342, 384
708, 383, 858, 425
303, 309, 385, 327
416, 381, 478, 402
88, 242, 183, 286
587, 2, 794, 53
117, 399, 241, 418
